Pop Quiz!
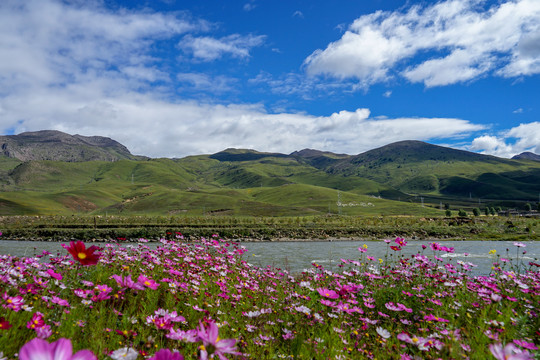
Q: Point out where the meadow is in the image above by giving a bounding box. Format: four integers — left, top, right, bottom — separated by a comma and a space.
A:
0, 234, 538, 359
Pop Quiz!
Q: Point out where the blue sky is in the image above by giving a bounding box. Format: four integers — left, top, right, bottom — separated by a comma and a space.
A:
0, 0, 539, 158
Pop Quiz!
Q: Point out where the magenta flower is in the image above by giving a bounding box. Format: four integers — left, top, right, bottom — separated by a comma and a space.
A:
19, 338, 96, 360
2, 292, 24, 311
423, 314, 449, 322
36, 324, 53, 339
27, 311, 46, 329
110, 274, 145, 291
46, 269, 63, 280
167, 328, 198, 342
92, 285, 112, 302
489, 343, 533, 360
394, 237, 407, 246
51, 296, 70, 307
137, 275, 160, 290
316, 287, 339, 299
149, 349, 184, 360
397, 332, 427, 348
513, 340, 538, 350
197, 321, 239, 360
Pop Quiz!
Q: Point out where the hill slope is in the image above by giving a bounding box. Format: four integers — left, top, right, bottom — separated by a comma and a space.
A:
0, 130, 144, 162
322, 141, 540, 201
1, 134, 539, 216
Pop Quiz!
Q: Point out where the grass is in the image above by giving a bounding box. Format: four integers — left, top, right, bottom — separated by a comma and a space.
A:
0, 236, 538, 359
2, 149, 539, 217
0, 214, 538, 242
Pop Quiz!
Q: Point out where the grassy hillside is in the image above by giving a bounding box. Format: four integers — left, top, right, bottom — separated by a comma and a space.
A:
325, 141, 540, 204
1, 142, 539, 216
0, 155, 439, 216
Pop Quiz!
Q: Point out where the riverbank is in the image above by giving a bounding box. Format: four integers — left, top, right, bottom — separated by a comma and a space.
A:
0, 214, 538, 242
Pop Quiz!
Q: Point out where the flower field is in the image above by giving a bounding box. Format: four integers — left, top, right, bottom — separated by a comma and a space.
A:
0, 235, 538, 359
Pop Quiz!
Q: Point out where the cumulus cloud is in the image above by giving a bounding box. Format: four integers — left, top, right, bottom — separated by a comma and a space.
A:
179, 34, 265, 61
0, 0, 507, 159
304, 0, 540, 87
1, 87, 486, 157
470, 122, 540, 157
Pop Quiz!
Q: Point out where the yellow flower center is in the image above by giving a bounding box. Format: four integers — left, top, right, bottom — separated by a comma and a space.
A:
78, 252, 87, 260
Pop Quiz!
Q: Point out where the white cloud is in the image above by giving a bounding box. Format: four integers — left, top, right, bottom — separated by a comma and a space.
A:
470, 122, 540, 157
1, 85, 486, 157
0, 0, 505, 159
0, 0, 205, 96
304, 0, 540, 87
179, 34, 265, 61
293, 11, 304, 18
177, 73, 237, 93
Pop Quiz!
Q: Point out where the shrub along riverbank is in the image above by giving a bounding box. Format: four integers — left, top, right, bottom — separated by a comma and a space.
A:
0, 215, 538, 242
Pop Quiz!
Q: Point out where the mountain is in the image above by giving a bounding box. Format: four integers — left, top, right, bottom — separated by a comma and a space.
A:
290, 148, 350, 168
512, 152, 540, 162
0, 135, 539, 216
0, 130, 145, 162
322, 141, 540, 200
209, 148, 290, 162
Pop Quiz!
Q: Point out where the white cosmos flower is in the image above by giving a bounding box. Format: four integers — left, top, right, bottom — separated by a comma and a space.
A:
109, 347, 138, 360
376, 327, 391, 339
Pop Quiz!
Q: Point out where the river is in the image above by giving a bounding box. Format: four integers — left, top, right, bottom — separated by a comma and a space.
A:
1, 239, 538, 276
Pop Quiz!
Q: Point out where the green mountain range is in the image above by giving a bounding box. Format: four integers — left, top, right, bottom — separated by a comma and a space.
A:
1, 131, 539, 216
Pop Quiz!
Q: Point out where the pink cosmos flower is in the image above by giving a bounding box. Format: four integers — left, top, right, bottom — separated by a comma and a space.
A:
166, 328, 198, 342
92, 285, 112, 302
36, 324, 53, 339
513, 340, 538, 350
149, 349, 184, 360
27, 311, 46, 329
385, 302, 412, 313
316, 288, 339, 299
147, 309, 186, 331
19, 338, 96, 360
51, 296, 70, 307
197, 321, 239, 360
320, 299, 336, 307
3, 292, 24, 311
46, 269, 63, 280
394, 237, 407, 247
137, 275, 160, 290
489, 343, 533, 360
423, 314, 449, 322
397, 332, 427, 349
111, 274, 145, 291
